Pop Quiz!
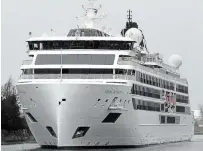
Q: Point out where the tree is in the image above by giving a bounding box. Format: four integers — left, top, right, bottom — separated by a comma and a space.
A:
1, 77, 28, 131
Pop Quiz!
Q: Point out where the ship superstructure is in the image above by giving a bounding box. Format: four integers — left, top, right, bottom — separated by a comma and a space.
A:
17, 0, 193, 148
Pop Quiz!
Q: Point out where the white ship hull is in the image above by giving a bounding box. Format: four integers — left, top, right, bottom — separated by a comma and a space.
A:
17, 81, 193, 148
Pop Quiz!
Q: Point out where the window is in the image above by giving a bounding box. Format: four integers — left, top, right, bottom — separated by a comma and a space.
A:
167, 116, 175, 124
28, 42, 40, 50
161, 104, 165, 112
185, 107, 191, 115
160, 116, 180, 124
131, 84, 160, 99
46, 126, 57, 138
62, 54, 78, 64
35, 54, 115, 65
35, 54, 61, 65
176, 95, 188, 104
176, 84, 188, 94
26, 112, 37, 122
72, 127, 90, 139
23, 69, 33, 74
62, 69, 113, 74
132, 99, 160, 112
102, 113, 122, 123
176, 105, 185, 113
160, 116, 165, 124
175, 116, 180, 124
29, 40, 134, 50
132, 98, 137, 109
34, 69, 61, 74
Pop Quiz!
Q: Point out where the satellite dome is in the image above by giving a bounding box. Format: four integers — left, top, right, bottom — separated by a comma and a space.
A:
168, 54, 183, 68
125, 28, 143, 44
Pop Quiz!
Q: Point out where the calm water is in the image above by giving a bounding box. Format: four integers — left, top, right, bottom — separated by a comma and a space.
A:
2, 135, 203, 151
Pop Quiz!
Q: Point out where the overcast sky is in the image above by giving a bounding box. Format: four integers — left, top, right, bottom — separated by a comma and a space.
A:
2, 0, 203, 109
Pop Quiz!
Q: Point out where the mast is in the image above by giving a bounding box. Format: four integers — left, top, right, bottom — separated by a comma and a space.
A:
127, 9, 132, 23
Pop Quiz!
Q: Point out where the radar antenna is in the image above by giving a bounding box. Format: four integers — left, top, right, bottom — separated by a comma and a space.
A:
76, 0, 107, 29
127, 9, 132, 23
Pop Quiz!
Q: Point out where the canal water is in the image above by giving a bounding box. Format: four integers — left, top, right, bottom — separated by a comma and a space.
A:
2, 135, 203, 151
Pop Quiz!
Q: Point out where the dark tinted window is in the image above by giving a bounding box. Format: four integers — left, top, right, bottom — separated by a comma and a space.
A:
176, 84, 188, 94
35, 54, 61, 65
28, 40, 134, 50
23, 69, 33, 74
62, 69, 113, 74
34, 69, 61, 74
176, 106, 185, 113
161, 104, 165, 112
102, 113, 121, 123
35, 54, 115, 65
132, 99, 160, 112
167, 116, 175, 124
131, 84, 160, 99
160, 116, 165, 124
176, 95, 189, 104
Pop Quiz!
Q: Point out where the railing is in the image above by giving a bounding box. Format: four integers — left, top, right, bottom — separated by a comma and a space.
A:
20, 74, 61, 79
118, 58, 187, 84
22, 60, 33, 65
20, 74, 135, 80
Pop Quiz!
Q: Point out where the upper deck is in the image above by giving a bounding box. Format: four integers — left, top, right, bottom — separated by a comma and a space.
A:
27, 34, 135, 51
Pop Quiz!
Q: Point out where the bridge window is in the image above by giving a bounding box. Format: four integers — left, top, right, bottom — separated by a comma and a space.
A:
28, 40, 134, 50
29, 42, 40, 50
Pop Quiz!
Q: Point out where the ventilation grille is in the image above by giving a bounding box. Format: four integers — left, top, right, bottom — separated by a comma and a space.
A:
102, 113, 121, 123
72, 127, 90, 139
26, 112, 37, 122
46, 126, 57, 138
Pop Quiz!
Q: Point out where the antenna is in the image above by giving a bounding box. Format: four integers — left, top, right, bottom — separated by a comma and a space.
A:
127, 9, 132, 23
28, 32, 32, 37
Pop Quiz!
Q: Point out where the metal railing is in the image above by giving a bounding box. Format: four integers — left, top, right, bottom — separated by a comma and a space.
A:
20, 74, 135, 80
22, 60, 33, 65
118, 58, 187, 84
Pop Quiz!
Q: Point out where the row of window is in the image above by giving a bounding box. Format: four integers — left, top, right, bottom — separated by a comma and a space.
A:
28, 40, 134, 50
176, 84, 188, 94
35, 54, 115, 65
24, 69, 114, 74
131, 84, 161, 99
160, 116, 180, 124
132, 99, 191, 115
176, 105, 191, 114
176, 94, 189, 104
132, 98, 161, 112
137, 71, 175, 90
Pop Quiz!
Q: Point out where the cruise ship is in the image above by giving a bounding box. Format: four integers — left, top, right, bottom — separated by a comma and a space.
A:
16, 0, 194, 148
